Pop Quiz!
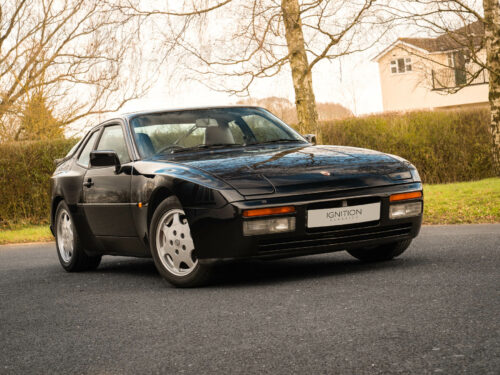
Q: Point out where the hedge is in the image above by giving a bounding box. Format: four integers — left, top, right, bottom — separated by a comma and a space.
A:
0, 108, 495, 227
317, 108, 495, 184
0, 139, 76, 228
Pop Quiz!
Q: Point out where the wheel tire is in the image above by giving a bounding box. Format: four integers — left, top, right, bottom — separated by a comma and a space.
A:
149, 196, 212, 287
55, 201, 102, 272
347, 239, 412, 262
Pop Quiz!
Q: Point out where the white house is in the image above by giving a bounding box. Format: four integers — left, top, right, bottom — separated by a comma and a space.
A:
373, 21, 489, 112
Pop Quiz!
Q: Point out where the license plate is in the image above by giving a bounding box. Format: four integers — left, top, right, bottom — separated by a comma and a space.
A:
307, 202, 381, 228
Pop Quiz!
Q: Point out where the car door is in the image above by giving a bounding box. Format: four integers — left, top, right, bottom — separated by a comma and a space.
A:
82, 123, 136, 237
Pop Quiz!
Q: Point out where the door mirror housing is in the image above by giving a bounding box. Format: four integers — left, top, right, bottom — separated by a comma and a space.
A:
303, 134, 317, 145
90, 150, 121, 173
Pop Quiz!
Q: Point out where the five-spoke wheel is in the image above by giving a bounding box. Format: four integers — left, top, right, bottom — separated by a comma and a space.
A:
54, 201, 101, 272
156, 209, 197, 276
56, 209, 74, 263
150, 197, 212, 287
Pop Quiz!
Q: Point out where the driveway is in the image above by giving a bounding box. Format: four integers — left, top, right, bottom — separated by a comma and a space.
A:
1, 224, 499, 374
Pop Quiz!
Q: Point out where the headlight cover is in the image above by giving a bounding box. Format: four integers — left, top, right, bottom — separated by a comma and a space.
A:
410, 167, 421, 182
387, 154, 421, 182
388, 171, 412, 180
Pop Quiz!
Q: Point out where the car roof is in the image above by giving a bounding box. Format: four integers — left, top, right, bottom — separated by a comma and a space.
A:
121, 105, 266, 119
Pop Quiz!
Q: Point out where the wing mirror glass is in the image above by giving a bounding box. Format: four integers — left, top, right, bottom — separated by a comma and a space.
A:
303, 134, 317, 145
90, 150, 121, 173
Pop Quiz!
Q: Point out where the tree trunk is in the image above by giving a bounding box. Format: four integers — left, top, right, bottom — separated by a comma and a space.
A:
281, 0, 319, 137
483, 0, 500, 174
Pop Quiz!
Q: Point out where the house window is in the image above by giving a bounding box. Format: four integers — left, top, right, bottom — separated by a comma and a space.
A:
390, 58, 412, 73
447, 51, 467, 85
447, 53, 455, 67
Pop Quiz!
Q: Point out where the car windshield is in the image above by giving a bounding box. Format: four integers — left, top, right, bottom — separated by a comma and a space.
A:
129, 107, 306, 158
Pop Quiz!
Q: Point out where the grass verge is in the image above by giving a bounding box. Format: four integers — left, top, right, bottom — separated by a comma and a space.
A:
0, 178, 498, 245
423, 178, 500, 224
0, 225, 52, 245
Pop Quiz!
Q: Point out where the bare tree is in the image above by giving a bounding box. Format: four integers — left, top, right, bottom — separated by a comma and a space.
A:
378, 0, 500, 172
120, 0, 391, 137
0, 0, 152, 142
484, 0, 500, 172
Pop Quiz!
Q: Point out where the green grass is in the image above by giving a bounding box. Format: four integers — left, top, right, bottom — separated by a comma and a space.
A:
0, 225, 52, 245
0, 178, 498, 245
423, 178, 500, 224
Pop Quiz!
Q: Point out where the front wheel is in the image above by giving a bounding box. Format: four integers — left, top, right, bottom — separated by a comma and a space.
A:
149, 197, 212, 287
347, 239, 412, 262
55, 201, 101, 271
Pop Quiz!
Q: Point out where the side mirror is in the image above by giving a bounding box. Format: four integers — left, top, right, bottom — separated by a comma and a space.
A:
303, 134, 317, 145
90, 150, 121, 173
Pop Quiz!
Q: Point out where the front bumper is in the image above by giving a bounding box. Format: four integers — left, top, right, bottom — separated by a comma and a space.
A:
187, 182, 423, 260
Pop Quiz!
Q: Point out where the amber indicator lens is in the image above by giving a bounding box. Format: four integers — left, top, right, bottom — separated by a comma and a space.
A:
243, 206, 296, 218
390, 191, 422, 202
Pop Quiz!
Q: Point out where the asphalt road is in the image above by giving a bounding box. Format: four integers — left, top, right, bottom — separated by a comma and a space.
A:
1, 224, 499, 374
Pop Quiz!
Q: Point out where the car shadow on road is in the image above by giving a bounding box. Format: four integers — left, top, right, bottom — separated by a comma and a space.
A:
94, 250, 428, 288
208, 253, 428, 287
97, 258, 159, 278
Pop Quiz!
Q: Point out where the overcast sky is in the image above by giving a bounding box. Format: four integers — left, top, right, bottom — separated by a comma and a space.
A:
69, 36, 386, 137
65, 0, 482, 136
119, 50, 383, 117
114, 0, 388, 117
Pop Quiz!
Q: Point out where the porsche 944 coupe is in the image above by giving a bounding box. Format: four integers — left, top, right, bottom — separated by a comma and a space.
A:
51, 107, 423, 286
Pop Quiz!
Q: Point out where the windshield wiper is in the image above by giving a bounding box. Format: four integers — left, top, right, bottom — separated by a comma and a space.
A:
249, 139, 303, 146
171, 143, 243, 154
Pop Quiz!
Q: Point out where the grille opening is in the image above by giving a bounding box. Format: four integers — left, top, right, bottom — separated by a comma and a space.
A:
258, 223, 412, 253
306, 220, 380, 233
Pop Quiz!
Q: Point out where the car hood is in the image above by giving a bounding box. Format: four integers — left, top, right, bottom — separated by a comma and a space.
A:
157, 145, 411, 196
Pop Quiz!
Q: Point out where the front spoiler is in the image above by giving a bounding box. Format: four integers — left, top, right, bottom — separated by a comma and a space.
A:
199, 219, 420, 263
188, 182, 423, 260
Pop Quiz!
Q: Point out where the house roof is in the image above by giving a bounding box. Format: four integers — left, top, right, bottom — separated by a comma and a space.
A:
373, 21, 484, 61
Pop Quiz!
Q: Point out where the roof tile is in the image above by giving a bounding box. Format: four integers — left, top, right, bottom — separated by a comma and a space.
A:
399, 21, 484, 53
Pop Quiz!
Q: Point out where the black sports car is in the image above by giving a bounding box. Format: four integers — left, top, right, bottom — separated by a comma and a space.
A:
50, 106, 423, 287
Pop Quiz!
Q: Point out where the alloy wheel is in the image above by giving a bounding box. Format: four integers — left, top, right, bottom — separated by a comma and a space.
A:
57, 209, 74, 263
156, 209, 197, 276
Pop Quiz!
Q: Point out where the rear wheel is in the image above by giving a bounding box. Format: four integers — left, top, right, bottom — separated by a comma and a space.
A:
347, 239, 412, 262
149, 196, 212, 287
55, 201, 101, 271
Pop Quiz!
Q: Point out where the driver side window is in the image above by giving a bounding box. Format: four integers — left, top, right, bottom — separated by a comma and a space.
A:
242, 114, 290, 142
96, 125, 131, 164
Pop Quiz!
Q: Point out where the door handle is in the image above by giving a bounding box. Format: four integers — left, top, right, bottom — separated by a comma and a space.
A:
83, 178, 94, 188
